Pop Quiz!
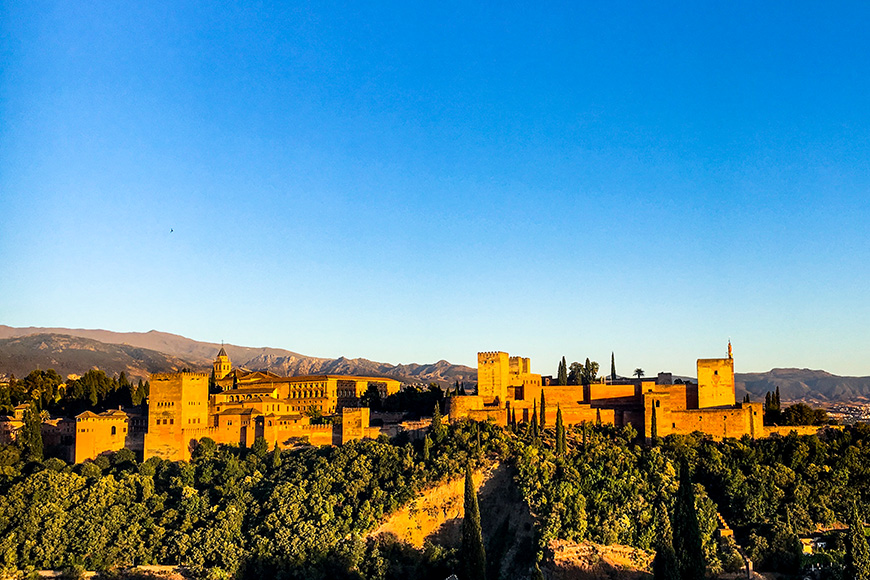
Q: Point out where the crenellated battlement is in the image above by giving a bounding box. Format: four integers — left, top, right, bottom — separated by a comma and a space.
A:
152, 371, 210, 380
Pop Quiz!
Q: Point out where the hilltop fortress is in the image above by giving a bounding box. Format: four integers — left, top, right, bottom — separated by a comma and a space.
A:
449, 344, 773, 440
65, 348, 409, 462
14, 343, 831, 464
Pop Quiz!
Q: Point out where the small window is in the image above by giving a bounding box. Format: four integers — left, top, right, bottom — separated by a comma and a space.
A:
714, 370, 718, 375
672, 422, 676, 428
169, 418, 174, 425
655, 400, 660, 408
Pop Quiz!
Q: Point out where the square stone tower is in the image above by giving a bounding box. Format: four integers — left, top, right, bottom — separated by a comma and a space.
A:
696, 357, 735, 408
144, 372, 209, 461
478, 351, 510, 404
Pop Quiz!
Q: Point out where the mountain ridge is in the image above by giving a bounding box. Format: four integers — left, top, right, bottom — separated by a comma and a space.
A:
0, 326, 476, 386
3, 326, 870, 402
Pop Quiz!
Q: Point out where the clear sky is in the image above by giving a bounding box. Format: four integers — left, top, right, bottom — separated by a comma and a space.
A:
2, 2, 869, 377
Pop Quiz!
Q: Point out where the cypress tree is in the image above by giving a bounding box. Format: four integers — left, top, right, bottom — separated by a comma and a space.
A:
511, 408, 517, 429
20, 403, 43, 462
555, 406, 565, 455
461, 464, 487, 580
531, 563, 544, 580
611, 352, 616, 381
423, 434, 431, 461
133, 379, 146, 406
847, 501, 870, 580
558, 357, 568, 386
432, 403, 445, 442
531, 402, 539, 440
672, 462, 705, 580
775, 386, 781, 411
650, 403, 658, 442
652, 498, 679, 580
596, 408, 601, 426
765, 391, 771, 413
271, 442, 282, 469
540, 390, 546, 429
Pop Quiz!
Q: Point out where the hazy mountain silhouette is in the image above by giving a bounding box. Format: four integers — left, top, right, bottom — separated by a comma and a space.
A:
735, 368, 870, 403
0, 326, 477, 385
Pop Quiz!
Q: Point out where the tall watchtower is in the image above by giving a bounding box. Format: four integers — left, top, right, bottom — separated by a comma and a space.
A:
696, 342, 735, 408
477, 351, 509, 404
144, 372, 209, 461
214, 346, 232, 380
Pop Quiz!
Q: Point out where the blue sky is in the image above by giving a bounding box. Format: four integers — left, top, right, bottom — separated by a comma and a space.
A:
2, 2, 869, 377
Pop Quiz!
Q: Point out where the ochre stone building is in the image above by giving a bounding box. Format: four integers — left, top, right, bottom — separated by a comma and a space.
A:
450, 344, 774, 441
142, 348, 402, 461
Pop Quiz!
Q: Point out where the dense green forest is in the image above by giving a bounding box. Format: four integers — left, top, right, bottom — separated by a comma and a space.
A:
0, 369, 148, 416
0, 418, 503, 579
1, 401, 869, 579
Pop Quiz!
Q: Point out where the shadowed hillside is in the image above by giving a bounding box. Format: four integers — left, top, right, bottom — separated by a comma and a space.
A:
0, 334, 197, 380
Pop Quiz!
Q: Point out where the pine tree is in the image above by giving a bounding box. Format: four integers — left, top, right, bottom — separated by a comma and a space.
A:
558, 356, 568, 386
672, 462, 705, 580
652, 498, 679, 580
540, 390, 546, 429
20, 403, 43, 462
847, 501, 870, 580
611, 352, 616, 381
423, 434, 431, 461
461, 464, 487, 580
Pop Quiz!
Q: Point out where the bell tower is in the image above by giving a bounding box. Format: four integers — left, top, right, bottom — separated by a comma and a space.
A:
214, 346, 232, 380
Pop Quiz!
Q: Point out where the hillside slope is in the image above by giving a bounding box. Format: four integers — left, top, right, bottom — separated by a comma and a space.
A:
736, 368, 870, 403
0, 334, 198, 380
0, 326, 477, 385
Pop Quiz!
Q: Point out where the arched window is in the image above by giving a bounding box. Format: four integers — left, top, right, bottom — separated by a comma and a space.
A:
111, 426, 117, 435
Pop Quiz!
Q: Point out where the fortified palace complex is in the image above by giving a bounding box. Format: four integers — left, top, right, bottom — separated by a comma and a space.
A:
448, 343, 768, 440
3, 343, 828, 463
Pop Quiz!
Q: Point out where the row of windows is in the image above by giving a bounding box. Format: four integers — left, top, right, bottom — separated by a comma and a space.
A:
187, 418, 203, 424
77, 427, 127, 434
155, 418, 174, 425
155, 401, 175, 408
288, 390, 324, 398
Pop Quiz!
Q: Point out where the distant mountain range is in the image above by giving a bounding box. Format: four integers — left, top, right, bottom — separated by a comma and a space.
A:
2, 326, 869, 403
735, 368, 870, 404
0, 326, 477, 386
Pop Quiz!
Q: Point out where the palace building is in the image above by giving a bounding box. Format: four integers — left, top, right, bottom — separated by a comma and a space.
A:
140, 348, 403, 461
448, 343, 791, 441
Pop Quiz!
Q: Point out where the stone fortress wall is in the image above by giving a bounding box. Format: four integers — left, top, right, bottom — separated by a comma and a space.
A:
450, 344, 817, 441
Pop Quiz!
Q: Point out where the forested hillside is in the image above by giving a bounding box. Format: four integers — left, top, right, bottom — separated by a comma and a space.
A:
1, 415, 868, 578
